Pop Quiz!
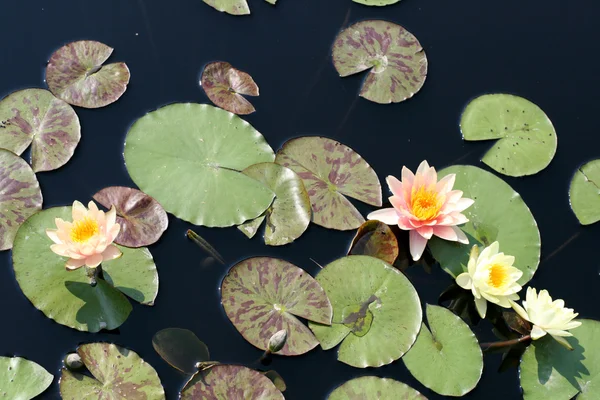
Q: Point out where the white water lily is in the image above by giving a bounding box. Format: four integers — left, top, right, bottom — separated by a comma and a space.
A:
456, 241, 523, 318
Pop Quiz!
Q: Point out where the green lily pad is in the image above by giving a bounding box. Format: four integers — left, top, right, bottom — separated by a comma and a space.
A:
352, 0, 401, 5
0, 89, 81, 172
348, 220, 399, 264
124, 103, 275, 227
0, 149, 42, 251
60, 343, 165, 399
332, 20, 427, 104
275, 136, 381, 231
519, 319, 600, 400
309, 255, 421, 368
238, 162, 311, 246
403, 305, 483, 396
328, 376, 425, 400
152, 328, 210, 375
221, 257, 332, 356
460, 94, 557, 177
201, 61, 259, 115
569, 160, 600, 225
263, 370, 286, 392
429, 165, 540, 284
203, 0, 250, 15
0, 356, 53, 400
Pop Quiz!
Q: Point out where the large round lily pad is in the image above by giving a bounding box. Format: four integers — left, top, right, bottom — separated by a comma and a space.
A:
403, 305, 483, 396
0, 89, 81, 172
460, 94, 557, 177
569, 160, 600, 225
124, 103, 275, 227
332, 20, 427, 104
221, 257, 332, 356
348, 220, 399, 264
275, 136, 381, 230
60, 343, 165, 399
328, 376, 425, 400
201, 61, 259, 115
0, 356, 53, 400
309, 255, 421, 368
429, 165, 540, 284
152, 328, 210, 374
0, 149, 42, 251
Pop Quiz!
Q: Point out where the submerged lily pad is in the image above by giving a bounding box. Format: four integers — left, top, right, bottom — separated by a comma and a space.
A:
460, 94, 557, 176
93, 186, 168, 247
328, 376, 425, 400
0, 89, 81, 172
238, 163, 311, 246
569, 160, 600, 225
275, 136, 381, 230
0, 149, 42, 251
201, 62, 259, 115
332, 20, 427, 104
348, 220, 399, 264
46, 40, 130, 108
152, 328, 210, 375
60, 343, 165, 399
403, 305, 483, 396
309, 255, 421, 368
0, 356, 53, 399
124, 103, 275, 227
429, 165, 540, 284
221, 257, 332, 356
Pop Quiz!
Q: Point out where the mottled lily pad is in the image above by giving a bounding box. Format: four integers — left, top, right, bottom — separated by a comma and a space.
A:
309, 255, 421, 368
275, 136, 381, 230
263, 370, 286, 392
152, 328, 210, 375
238, 163, 311, 246
348, 220, 399, 264
328, 376, 425, 400
0, 356, 53, 400
221, 257, 332, 356
460, 94, 557, 176
569, 160, 600, 225
60, 343, 165, 399
201, 62, 259, 115
429, 165, 540, 284
46, 40, 130, 108
332, 20, 427, 104
124, 103, 275, 227
0, 89, 81, 172
0, 149, 42, 251
203, 0, 250, 15
93, 186, 168, 247
403, 305, 483, 396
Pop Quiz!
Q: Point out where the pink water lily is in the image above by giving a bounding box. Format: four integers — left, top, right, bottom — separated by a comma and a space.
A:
368, 161, 474, 261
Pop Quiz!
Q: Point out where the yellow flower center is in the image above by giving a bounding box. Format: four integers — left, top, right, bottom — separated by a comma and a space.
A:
488, 264, 510, 289
410, 186, 443, 220
70, 217, 99, 243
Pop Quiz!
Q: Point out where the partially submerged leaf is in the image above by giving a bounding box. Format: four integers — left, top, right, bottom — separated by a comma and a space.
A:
203, 0, 250, 15
201, 61, 259, 115
262, 370, 286, 392
569, 160, 600, 225
0, 356, 53, 400
152, 328, 210, 374
348, 220, 399, 264
328, 376, 425, 400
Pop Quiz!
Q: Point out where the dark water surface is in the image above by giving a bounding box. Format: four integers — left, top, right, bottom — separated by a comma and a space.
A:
1, 0, 600, 398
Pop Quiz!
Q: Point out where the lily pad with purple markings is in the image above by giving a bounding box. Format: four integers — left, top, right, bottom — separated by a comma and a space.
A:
569, 159, 600, 225
348, 220, 399, 264
332, 20, 427, 104
221, 257, 332, 356
59, 343, 165, 399
328, 376, 425, 400
46, 40, 130, 108
0, 89, 80, 172
152, 328, 211, 375
93, 186, 168, 247
0, 149, 42, 251
201, 62, 259, 115
0, 356, 53, 400
275, 136, 381, 231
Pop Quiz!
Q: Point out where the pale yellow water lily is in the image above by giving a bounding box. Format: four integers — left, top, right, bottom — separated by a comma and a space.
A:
46, 200, 122, 270
456, 241, 522, 318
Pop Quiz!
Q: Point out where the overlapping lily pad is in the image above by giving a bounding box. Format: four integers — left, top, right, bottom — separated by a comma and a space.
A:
429, 165, 540, 284
124, 103, 275, 227
460, 94, 557, 176
0, 89, 81, 172
201, 62, 259, 115
46, 40, 130, 108
152, 328, 210, 375
0, 356, 53, 399
328, 376, 425, 400
60, 343, 165, 399
275, 136, 381, 230
309, 255, 421, 368
221, 257, 332, 355
569, 160, 600, 225
348, 220, 399, 264
332, 20, 428, 104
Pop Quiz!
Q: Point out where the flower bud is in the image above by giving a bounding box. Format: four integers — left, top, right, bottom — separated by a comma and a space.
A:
268, 330, 287, 353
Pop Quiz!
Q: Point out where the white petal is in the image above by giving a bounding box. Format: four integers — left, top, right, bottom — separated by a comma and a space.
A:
475, 296, 487, 318
367, 208, 399, 225
453, 226, 469, 244
510, 299, 531, 323
531, 325, 547, 340
551, 335, 573, 350
454, 197, 475, 212
456, 273, 472, 290
72, 201, 87, 220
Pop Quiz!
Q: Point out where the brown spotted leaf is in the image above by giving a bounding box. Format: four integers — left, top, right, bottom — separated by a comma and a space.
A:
201, 62, 259, 115
221, 257, 332, 356
348, 220, 399, 264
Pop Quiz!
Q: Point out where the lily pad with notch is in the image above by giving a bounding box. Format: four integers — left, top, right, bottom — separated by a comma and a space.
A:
201, 61, 259, 115
0, 356, 53, 400
328, 376, 425, 400
152, 328, 211, 375
348, 220, 399, 264
569, 159, 600, 225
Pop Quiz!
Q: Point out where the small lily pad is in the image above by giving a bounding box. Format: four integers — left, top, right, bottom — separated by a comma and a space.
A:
569, 160, 600, 225
46, 40, 130, 108
0, 89, 81, 172
221, 257, 332, 356
275, 136, 381, 230
332, 20, 427, 104
460, 94, 557, 176
152, 328, 210, 375
263, 370, 286, 392
328, 376, 425, 400
348, 220, 399, 264
203, 0, 250, 15
352, 0, 401, 5
0, 356, 53, 400
201, 61, 259, 115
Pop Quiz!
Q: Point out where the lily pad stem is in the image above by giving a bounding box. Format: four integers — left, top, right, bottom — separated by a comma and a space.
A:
480, 334, 531, 350
85, 264, 103, 287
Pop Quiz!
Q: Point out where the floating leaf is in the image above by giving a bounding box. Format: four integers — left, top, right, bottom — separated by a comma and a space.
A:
238, 163, 311, 245
263, 370, 286, 392
328, 376, 425, 400
0, 356, 53, 399
221, 257, 332, 356
403, 305, 483, 396
352, 0, 401, 5
332, 20, 427, 104
60, 343, 165, 399
46, 40, 130, 108
203, 0, 250, 15
201, 61, 259, 115
569, 160, 600, 225
124, 103, 275, 227
275, 136, 381, 230
0, 89, 81, 172
348, 220, 399, 264
429, 165, 540, 284
152, 328, 210, 374
309, 255, 421, 368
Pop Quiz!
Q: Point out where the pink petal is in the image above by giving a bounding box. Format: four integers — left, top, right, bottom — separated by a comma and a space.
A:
409, 230, 428, 261
444, 190, 464, 205
106, 206, 117, 227
397, 216, 413, 230
417, 225, 433, 239
102, 244, 123, 261
367, 208, 399, 225
436, 174, 456, 194
84, 253, 103, 268
389, 196, 411, 216
46, 229, 62, 244
386, 176, 403, 198
50, 244, 70, 257
65, 258, 86, 270
401, 166, 415, 188
432, 225, 459, 241
72, 201, 87, 220
416, 160, 430, 176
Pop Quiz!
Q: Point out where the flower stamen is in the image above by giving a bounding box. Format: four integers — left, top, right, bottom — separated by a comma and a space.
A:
410, 186, 443, 221
488, 264, 510, 289
69, 217, 99, 243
